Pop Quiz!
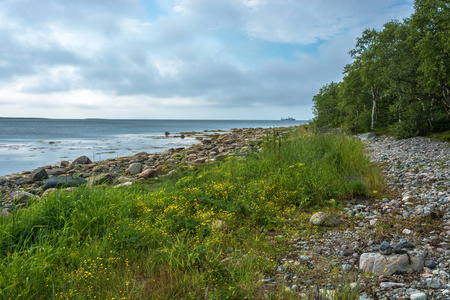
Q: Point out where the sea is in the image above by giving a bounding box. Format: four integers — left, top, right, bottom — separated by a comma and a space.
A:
0, 118, 306, 177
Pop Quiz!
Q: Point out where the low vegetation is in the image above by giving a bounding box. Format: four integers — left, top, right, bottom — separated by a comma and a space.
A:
0, 128, 385, 299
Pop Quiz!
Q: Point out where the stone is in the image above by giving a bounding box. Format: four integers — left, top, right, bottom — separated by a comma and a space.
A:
41, 188, 57, 198
380, 282, 405, 288
139, 168, 157, 179
341, 264, 352, 272
155, 165, 166, 175
114, 182, 133, 188
402, 228, 412, 235
88, 173, 116, 186
213, 153, 228, 161
369, 219, 378, 226
410, 292, 427, 300
47, 168, 67, 176
426, 278, 441, 289
29, 168, 48, 181
43, 176, 87, 190
194, 157, 208, 164
127, 163, 142, 175
10, 190, 38, 204
379, 241, 393, 255
358, 132, 377, 141
310, 212, 339, 227
72, 155, 92, 165
60, 161, 72, 168
16, 177, 33, 185
359, 251, 427, 275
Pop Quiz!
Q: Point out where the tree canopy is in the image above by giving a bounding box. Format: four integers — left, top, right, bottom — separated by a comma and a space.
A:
312, 0, 450, 138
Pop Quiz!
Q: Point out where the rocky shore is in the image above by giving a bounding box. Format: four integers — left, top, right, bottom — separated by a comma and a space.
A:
266, 134, 450, 299
0, 126, 287, 213
1, 128, 449, 299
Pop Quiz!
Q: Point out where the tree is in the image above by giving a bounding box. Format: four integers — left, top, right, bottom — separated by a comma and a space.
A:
411, 0, 450, 117
312, 82, 341, 128
349, 29, 387, 131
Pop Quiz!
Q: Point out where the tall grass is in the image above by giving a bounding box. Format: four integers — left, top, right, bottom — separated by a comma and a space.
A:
0, 130, 384, 299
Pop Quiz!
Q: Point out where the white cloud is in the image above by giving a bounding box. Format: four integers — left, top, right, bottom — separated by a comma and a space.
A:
0, 0, 415, 119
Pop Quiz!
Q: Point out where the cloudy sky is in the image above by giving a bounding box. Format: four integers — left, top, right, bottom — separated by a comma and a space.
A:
0, 0, 414, 120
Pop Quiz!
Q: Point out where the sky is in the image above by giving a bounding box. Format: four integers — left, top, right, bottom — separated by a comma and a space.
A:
0, 0, 415, 120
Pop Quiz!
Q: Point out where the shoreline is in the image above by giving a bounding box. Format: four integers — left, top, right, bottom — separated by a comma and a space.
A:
1, 128, 449, 297
0, 125, 298, 207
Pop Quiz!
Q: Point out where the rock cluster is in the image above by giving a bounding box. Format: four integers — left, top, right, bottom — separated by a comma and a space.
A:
0, 127, 289, 215
258, 134, 450, 299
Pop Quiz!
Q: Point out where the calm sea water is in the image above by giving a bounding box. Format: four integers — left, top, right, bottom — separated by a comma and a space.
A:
0, 118, 306, 176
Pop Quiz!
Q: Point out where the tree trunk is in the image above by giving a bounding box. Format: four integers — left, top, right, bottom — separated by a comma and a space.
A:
371, 86, 379, 131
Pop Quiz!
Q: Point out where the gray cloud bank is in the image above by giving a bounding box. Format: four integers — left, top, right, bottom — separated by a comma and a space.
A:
0, 0, 414, 119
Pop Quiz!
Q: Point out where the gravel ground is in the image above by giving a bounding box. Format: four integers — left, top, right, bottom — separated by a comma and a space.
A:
262, 135, 450, 299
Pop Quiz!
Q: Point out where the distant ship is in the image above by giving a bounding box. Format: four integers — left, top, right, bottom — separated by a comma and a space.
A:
281, 117, 296, 121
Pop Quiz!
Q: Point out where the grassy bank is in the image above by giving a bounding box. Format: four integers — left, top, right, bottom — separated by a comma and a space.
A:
0, 128, 385, 299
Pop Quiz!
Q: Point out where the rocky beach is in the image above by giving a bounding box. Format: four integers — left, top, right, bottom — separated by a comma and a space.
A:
263, 133, 450, 299
0, 126, 278, 212
1, 127, 449, 299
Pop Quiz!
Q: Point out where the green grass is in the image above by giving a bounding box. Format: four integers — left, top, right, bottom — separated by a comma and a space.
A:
0, 129, 384, 299
428, 130, 450, 142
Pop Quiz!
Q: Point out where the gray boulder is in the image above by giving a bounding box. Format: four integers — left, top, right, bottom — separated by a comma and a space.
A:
72, 156, 92, 165
358, 133, 377, 141
127, 163, 142, 175
359, 251, 426, 275
30, 168, 49, 182
43, 176, 87, 190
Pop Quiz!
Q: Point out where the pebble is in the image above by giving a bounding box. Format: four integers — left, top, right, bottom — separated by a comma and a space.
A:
410, 292, 427, 300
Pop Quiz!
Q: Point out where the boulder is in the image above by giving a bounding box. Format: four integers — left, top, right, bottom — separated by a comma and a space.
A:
60, 161, 73, 168
359, 251, 426, 275
194, 157, 208, 164
87, 173, 116, 186
10, 190, 39, 204
16, 177, 33, 185
72, 156, 92, 165
43, 176, 87, 190
30, 168, 49, 182
310, 212, 339, 227
115, 176, 135, 184
127, 163, 142, 175
155, 165, 166, 175
358, 133, 377, 142
47, 168, 67, 176
139, 168, 157, 179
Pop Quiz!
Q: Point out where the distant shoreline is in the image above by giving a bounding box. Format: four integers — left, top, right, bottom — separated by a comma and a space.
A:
0, 117, 309, 122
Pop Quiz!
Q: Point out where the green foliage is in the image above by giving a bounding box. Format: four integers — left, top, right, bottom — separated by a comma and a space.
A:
0, 130, 383, 299
312, 1, 450, 137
